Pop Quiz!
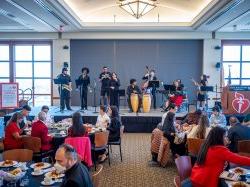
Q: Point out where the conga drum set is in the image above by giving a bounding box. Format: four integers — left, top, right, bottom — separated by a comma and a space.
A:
130, 93, 152, 113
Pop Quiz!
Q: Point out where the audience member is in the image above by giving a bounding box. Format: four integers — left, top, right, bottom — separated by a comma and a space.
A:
68, 112, 87, 137
228, 116, 250, 152
243, 113, 250, 127
19, 105, 32, 129
55, 144, 93, 187
96, 105, 110, 128
182, 127, 250, 187
4, 112, 25, 150
107, 106, 121, 142
209, 106, 227, 128
41, 105, 53, 125
181, 109, 202, 126
31, 111, 52, 151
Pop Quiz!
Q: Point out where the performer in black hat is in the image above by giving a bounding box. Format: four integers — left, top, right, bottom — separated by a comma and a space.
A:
57, 67, 72, 111
76, 67, 90, 110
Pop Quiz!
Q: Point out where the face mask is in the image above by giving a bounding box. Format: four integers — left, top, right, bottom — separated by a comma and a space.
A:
54, 162, 66, 173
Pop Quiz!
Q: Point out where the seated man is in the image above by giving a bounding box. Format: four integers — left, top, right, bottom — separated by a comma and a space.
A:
96, 105, 110, 128
19, 105, 32, 129
126, 78, 142, 112
209, 106, 227, 128
55, 144, 93, 187
31, 111, 52, 152
228, 116, 250, 152
41, 105, 53, 125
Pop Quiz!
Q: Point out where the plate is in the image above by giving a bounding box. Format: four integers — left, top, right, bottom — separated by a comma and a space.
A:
45, 171, 65, 179
229, 167, 248, 175
0, 160, 18, 168
30, 162, 51, 170
31, 171, 44, 176
41, 181, 55, 186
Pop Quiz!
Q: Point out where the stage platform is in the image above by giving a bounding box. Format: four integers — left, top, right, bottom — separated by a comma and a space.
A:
4, 106, 188, 133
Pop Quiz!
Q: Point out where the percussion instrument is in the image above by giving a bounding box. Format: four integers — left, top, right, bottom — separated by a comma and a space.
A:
169, 95, 183, 107
130, 93, 139, 112
142, 94, 151, 113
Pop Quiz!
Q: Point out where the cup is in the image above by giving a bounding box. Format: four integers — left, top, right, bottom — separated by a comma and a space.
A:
34, 168, 42, 175
44, 176, 52, 185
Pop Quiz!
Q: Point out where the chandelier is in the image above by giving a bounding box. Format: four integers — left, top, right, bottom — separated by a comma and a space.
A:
118, 0, 157, 19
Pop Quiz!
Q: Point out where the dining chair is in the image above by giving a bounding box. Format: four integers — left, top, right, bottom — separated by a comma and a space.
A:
108, 125, 124, 162
187, 138, 204, 156
173, 176, 181, 187
175, 156, 192, 182
238, 140, 250, 155
92, 131, 110, 170
3, 149, 33, 162
92, 164, 103, 187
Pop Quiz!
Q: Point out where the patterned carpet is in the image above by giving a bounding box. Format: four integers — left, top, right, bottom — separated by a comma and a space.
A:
100, 133, 177, 187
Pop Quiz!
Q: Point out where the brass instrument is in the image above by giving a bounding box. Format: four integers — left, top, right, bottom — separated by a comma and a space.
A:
62, 84, 72, 92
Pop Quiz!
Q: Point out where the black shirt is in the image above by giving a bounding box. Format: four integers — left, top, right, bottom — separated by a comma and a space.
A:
109, 79, 120, 91
60, 162, 93, 187
57, 74, 72, 85
126, 85, 142, 96
107, 117, 121, 142
99, 72, 112, 89
77, 75, 90, 88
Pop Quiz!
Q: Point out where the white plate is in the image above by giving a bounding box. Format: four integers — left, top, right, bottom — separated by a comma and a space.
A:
45, 171, 65, 179
41, 181, 55, 186
229, 167, 248, 175
0, 161, 18, 168
30, 162, 51, 170
31, 171, 44, 176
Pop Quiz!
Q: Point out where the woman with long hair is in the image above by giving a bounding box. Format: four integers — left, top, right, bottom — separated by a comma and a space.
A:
107, 105, 121, 142
187, 115, 210, 139
109, 72, 120, 109
68, 112, 87, 137
184, 127, 250, 187
4, 112, 25, 150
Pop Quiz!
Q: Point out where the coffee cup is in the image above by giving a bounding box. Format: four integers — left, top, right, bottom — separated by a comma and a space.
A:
34, 168, 42, 175
44, 176, 52, 184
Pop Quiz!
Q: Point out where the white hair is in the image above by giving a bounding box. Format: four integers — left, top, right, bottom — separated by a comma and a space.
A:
38, 111, 46, 122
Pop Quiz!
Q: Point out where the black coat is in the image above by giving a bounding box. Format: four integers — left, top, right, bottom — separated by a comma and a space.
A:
107, 117, 121, 142
162, 112, 176, 138
60, 162, 93, 187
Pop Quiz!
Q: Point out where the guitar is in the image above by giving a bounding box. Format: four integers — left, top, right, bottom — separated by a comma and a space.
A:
141, 66, 150, 91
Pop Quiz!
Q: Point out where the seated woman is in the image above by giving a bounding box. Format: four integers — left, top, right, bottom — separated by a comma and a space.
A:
182, 127, 250, 187
31, 111, 52, 151
162, 106, 186, 157
107, 106, 121, 142
209, 106, 227, 128
96, 105, 110, 128
4, 112, 25, 150
68, 112, 87, 137
187, 114, 211, 139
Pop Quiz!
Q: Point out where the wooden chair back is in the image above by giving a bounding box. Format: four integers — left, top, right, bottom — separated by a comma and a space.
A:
187, 138, 204, 156
94, 131, 109, 148
22, 136, 41, 153
238, 140, 250, 153
92, 164, 103, 187
175, 156, 192, 182
3, 149, 33, 162
173, 176, 181, 187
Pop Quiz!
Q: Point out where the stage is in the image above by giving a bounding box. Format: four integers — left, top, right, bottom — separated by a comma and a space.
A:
4, 106, 188, 133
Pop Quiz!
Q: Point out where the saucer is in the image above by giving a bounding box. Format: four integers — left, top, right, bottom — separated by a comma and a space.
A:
41, 180, 55, 186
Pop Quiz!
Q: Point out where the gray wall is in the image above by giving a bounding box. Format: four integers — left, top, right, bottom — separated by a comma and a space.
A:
70, 40, 203, 107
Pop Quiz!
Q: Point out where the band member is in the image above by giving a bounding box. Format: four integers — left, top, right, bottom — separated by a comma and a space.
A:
76, 67, 90, 110
142, 69, 158, 109
109, 72, 120, 109
193, 75, 209, 110
127, 79, 142, 112
99, 66, 112, 106
164, 80, 184, 111
57, 68, 72, 111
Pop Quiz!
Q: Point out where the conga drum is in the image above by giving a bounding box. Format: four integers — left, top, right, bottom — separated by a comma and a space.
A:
130, 93, 139, 112
142, 94, 151, 113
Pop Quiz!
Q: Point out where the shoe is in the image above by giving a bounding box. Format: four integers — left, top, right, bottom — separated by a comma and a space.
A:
99, 154, 107, 163
128, 109, 133, 113
67, 108, 73, 111
60, 109, 64, 113
148, 160, 159, 167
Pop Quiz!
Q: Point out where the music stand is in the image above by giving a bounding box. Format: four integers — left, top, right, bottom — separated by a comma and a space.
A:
164, 84, 176, 94
54, 78, 68, 112
75, 79, 82, 88
148, 80, 160, 89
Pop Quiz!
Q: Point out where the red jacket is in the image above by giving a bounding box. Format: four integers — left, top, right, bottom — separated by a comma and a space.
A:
191, 145, 250, 187
4, 122, 23, 150
31, 120, 52, 151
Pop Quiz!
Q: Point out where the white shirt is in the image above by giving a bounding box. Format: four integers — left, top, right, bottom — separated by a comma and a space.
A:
96, 113, 110, 128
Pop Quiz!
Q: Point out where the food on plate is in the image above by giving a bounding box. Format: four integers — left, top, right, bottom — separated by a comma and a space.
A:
2, 160, 14, 166
50, 170, 61, 178
234, 168, 245, 175
9, 168, 22, 176
35, 162, 45, 168
232, 182, 248, 187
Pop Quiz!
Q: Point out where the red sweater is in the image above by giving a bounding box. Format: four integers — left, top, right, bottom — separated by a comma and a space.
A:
31, 120, 52, 151
191, 145, 250, 187
4, 122, 23, 150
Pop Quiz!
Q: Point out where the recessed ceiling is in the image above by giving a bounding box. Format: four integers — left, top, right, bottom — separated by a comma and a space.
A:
60, 0, 216, 26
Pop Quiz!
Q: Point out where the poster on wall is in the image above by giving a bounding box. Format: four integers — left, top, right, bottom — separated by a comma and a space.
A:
0, 83, 19, 109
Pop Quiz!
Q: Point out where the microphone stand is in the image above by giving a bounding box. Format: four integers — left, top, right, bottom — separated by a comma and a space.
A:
93, 79, 98, 114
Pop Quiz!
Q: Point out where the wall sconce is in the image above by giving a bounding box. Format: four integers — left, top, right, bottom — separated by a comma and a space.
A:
214, 46, 221, 50
215, 62, 221, 71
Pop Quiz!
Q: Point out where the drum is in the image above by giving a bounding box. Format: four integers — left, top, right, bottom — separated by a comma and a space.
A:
130, 93, 139, 112
142, 94, 151, 113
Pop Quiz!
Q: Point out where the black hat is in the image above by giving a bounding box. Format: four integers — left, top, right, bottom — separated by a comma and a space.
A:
62, 67, 68, 73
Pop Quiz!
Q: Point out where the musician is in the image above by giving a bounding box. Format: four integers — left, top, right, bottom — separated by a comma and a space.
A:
127, 79, 142, 112
142, 69, 158, 109
164, 80, 184, 111
109, 72, 120, 109
99, 66, 112, 106
195, 74, 208, 109
57, 68, 72, 111
76, 67, 90, 110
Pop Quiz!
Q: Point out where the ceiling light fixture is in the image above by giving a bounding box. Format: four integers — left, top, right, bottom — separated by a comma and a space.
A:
118, 0, 157, 19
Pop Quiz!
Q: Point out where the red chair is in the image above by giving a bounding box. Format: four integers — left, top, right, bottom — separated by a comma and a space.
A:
175, 156, 192, 182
